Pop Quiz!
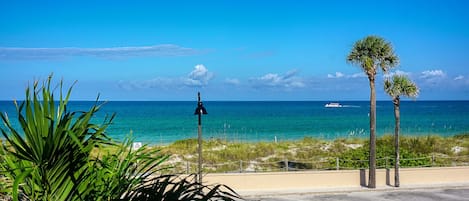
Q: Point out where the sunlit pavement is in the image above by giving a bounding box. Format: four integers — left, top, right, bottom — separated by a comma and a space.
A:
244, 186, 469, 201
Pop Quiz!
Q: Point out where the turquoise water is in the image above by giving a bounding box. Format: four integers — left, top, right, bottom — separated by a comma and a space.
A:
1, 101, 468, 144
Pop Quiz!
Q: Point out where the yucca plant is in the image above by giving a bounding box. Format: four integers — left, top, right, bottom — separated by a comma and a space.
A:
83, 137, 241, 201
0, 76, 114, 201
84, 136, 170, 200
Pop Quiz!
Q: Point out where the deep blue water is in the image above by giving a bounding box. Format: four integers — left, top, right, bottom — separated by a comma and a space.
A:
1, 101, 468, 144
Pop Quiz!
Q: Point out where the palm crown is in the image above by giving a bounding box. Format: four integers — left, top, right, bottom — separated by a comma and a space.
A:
384, 74, 420, 100
347, 36, 399, 78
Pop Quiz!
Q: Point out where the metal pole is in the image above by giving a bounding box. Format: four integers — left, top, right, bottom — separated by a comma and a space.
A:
197, 92, 203, 184
198, 123, 202, 184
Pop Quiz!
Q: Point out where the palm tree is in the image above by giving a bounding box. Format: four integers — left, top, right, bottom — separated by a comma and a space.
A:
347, 35, 399, 188
384, 74, 419, 187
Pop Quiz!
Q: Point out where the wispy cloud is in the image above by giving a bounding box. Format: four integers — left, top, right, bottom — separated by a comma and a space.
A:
249, 70, 305, 90
350, 73, 367, 78
0, 44, 200, 60
420, 69, 445, 79
454, 75, 464, 81
224, 78, 241, 85
327, 71, 366, 79
418, 69, 446, 85
327, 72, 345, 78
383, 70, 412, 79
118, 77, 177, 90
118, 64, 214, 90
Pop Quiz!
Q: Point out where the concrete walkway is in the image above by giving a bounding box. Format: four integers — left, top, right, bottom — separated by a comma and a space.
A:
250, 186, 469, 201
203, 166, 469, 197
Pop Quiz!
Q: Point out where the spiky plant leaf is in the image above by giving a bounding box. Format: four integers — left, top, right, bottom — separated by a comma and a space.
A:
0, 75, 113, 201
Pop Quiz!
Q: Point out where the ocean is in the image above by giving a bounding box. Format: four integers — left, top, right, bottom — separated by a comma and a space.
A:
1, 101, 468, 145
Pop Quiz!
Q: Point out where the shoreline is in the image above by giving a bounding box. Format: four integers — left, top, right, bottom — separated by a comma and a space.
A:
140, 132, 469, 146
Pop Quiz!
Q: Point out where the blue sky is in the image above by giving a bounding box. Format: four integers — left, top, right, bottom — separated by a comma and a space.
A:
1, 0, 468, 101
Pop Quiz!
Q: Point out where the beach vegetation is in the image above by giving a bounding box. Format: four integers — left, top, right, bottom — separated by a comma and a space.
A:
161, 134, 469, 173
347, 35, 399, 188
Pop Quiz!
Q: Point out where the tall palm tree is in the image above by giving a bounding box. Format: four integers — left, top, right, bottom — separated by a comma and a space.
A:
347, 35, 399, 188
384, 74, 419, 187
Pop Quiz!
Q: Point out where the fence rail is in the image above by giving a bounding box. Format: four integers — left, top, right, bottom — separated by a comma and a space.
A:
164, 155, 469, 174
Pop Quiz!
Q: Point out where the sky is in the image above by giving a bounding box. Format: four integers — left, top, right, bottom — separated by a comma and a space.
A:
1, 0, 468, 101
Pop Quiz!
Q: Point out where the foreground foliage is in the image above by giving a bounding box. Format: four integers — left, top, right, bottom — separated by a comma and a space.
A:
124, 174, 239, 201
0, 76, 241, 201
0, 78, 112, 201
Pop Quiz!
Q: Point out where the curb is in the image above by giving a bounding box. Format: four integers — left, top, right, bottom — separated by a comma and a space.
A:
239, 182, 469, 198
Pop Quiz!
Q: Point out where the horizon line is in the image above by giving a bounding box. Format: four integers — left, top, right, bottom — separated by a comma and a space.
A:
1, 99, 468, 102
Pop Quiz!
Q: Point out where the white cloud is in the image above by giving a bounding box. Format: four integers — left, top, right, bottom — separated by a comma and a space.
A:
327, 72, 366, 79
454, 75, 464, 81
250, 70, 305, 89
327, 72, 345, 78
224, 78, 240, 85
394, 70, 411, 76
184, 64, 214, 87
119, 64, 214, 90
418, 70, 446, 86
0, 44, 200, 60
383, 70, 411, 79
350, 73, 367, 78
420, 70, 445, 79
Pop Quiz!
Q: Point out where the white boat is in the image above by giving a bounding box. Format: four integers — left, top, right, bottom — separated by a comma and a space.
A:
325, 102, 342, 108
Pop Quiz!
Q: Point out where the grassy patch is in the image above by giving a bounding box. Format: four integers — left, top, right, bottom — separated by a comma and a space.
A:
157, 134, 469, 173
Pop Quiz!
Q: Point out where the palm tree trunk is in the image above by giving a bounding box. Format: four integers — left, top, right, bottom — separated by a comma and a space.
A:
368, 78, 377, 188
394, 97, 400, 187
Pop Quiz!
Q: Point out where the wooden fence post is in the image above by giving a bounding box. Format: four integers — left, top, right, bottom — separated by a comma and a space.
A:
336, 157, 340, 170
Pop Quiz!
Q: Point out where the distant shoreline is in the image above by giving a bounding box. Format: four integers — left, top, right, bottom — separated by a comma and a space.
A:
1, 100, 469, 102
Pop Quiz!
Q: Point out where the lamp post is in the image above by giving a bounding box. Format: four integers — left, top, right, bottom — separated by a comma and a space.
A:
194, 92, 207, 184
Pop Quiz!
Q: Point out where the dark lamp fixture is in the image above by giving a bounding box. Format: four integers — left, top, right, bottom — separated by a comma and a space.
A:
194, 102, 208, 115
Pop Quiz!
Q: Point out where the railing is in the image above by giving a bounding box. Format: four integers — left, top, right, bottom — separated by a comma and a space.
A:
164, 155, 469, 174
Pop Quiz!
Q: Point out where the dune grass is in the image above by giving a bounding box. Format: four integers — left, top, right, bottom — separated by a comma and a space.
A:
157, 133, 469, 173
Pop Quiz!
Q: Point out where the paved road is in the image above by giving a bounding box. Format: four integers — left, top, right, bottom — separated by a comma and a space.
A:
244, 187, 469, 201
